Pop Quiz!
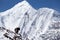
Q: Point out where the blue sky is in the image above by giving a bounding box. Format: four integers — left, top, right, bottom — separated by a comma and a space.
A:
0, 0, 60, 12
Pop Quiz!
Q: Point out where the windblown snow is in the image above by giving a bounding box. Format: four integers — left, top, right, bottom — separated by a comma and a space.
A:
0, 0, 60, 40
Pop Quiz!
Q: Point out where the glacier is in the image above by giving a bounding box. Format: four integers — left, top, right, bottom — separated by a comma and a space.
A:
0, 0, 60, 40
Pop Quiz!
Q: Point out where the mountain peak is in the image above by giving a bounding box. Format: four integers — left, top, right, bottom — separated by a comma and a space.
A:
0, 0, 36, 16
38, 8, 54, 12
0, 0, 37, 32
13, 0, 30, 8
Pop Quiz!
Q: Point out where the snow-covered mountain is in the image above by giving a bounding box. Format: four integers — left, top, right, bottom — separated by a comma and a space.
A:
0, 0, 37, 31
0, 0, 60, 40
